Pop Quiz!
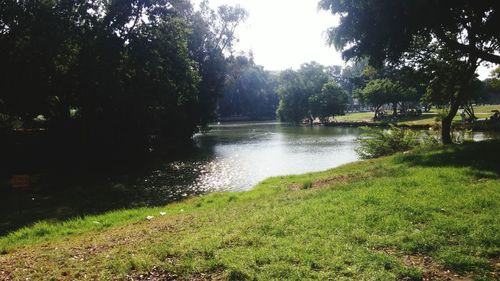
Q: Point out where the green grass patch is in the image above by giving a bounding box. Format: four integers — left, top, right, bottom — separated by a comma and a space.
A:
336, 104, 500, 126
1, 141, 499, 280
336, 111, 374, 122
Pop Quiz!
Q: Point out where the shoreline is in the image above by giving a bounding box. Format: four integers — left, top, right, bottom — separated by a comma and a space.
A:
323, 120, 500, 131
1, 140, 499, 280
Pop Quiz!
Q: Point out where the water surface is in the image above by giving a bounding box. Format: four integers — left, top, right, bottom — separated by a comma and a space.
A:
0, 122, 361, 233
190, 122, 361, 191
2, 123, 497, 233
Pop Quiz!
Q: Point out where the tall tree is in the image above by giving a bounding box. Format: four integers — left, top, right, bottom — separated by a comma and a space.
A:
359, 79, 416, 119
320, 0, 500, 143
309, 81, 348, 122
277, 62, 331, 123
219, 55, 278, 120
0, 0, 247, 160
187, 1, 248, 133
277, 62, 347, 124
276, 70, 307, 124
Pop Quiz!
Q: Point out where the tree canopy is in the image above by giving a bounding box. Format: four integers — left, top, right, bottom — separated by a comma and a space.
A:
218, 54, 278, 120
0, 0, 247, 157
359, 79, 417, 118
320, 0, 500, 143
277, 62, 347, 124
309, 81, 348, 122
319, 0, 500, 65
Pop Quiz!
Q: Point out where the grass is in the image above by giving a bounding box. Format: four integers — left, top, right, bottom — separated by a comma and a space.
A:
335, 111, 374, 122
336, 104, 500, 126
1, 141, 499, 280
474, 105, 500, 114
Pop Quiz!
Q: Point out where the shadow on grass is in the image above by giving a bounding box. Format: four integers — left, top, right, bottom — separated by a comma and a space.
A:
395, 140, 500, 177
396, 113, 437, 123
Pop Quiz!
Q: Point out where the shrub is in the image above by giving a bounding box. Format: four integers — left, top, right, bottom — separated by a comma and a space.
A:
356, 125, 439, 159
301, 180, 313, 189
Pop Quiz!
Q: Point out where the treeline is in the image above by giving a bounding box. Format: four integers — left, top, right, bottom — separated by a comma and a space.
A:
218, 56, 500, 126
0, 0, 246, 157
276, 62, 347, 124
2, 0, 499, 156
218, 55, 278, 120
218, 60, 350, 124
352, 62, 500, 120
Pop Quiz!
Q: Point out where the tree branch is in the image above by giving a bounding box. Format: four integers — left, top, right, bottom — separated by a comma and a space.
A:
435, 30, 500, 64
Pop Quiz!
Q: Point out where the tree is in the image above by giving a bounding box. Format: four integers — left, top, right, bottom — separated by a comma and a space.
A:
359, 79, 396, 118
483, 77, 500, 104
276, 70, 308, 124
335, 59, 370, 111
187, 1, 248, 133
359, 79, 417, 119
276, 62, 332, 124
218, 55, 278, 120
483, 66, 500, 102
300, 62, 331, 101
309, 81, 348, 122
320, 0, 500, 143
0, 0, 247, 160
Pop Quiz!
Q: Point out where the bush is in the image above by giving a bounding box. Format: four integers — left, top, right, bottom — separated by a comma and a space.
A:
302, 180, 313, 189
356, 125, 439, 159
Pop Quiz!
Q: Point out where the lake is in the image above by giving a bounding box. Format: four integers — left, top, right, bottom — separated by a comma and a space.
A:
0, 122, 361, 233
191, 122, 361, 191
1, 122, 498, 234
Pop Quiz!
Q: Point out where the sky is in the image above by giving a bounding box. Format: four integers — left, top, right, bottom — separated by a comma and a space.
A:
198, 0, 495, 79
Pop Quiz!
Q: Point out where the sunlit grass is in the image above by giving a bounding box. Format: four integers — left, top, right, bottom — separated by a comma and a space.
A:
1, 141, 499, 280
335, 111, 374, 122
335, 105, 500, 126
474, 104, 500, 113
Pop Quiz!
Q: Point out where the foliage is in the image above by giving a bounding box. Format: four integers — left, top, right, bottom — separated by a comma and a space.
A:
356, 126, 438, 159
319, 0, 500, 65
218, 54, 278, 120
483, 66, 500, 103
334, 59, 370, 110
1, 141, 499, 280
277, 62, 346, 123
308, 81, 348, 121
0, 0, 247, 156
320, 0, 499, 143
359, 79, 417, 118
492, 66, 500, 79
187, 1, 248, 131
276, 69, 308, 123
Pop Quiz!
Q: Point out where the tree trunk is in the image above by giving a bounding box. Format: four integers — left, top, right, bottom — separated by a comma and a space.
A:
464, 103, 476, 120
374, 105, 381, 119
441, 102, 460, 144
440, 54, 478, 144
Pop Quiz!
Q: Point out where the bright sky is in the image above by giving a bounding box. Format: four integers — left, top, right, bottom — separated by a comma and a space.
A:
200, 0, 342, 70
199, 0, 495, 79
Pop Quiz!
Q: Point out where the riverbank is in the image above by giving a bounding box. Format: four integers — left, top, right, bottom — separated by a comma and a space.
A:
325, 119, 500, 132
1, 141, 499, 280
329, 105, 500, 131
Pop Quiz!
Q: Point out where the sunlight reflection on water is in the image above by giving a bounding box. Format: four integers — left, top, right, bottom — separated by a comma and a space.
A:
187, 122, 361, 192
148, 123, 500, 194
2, 122, 499, 233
